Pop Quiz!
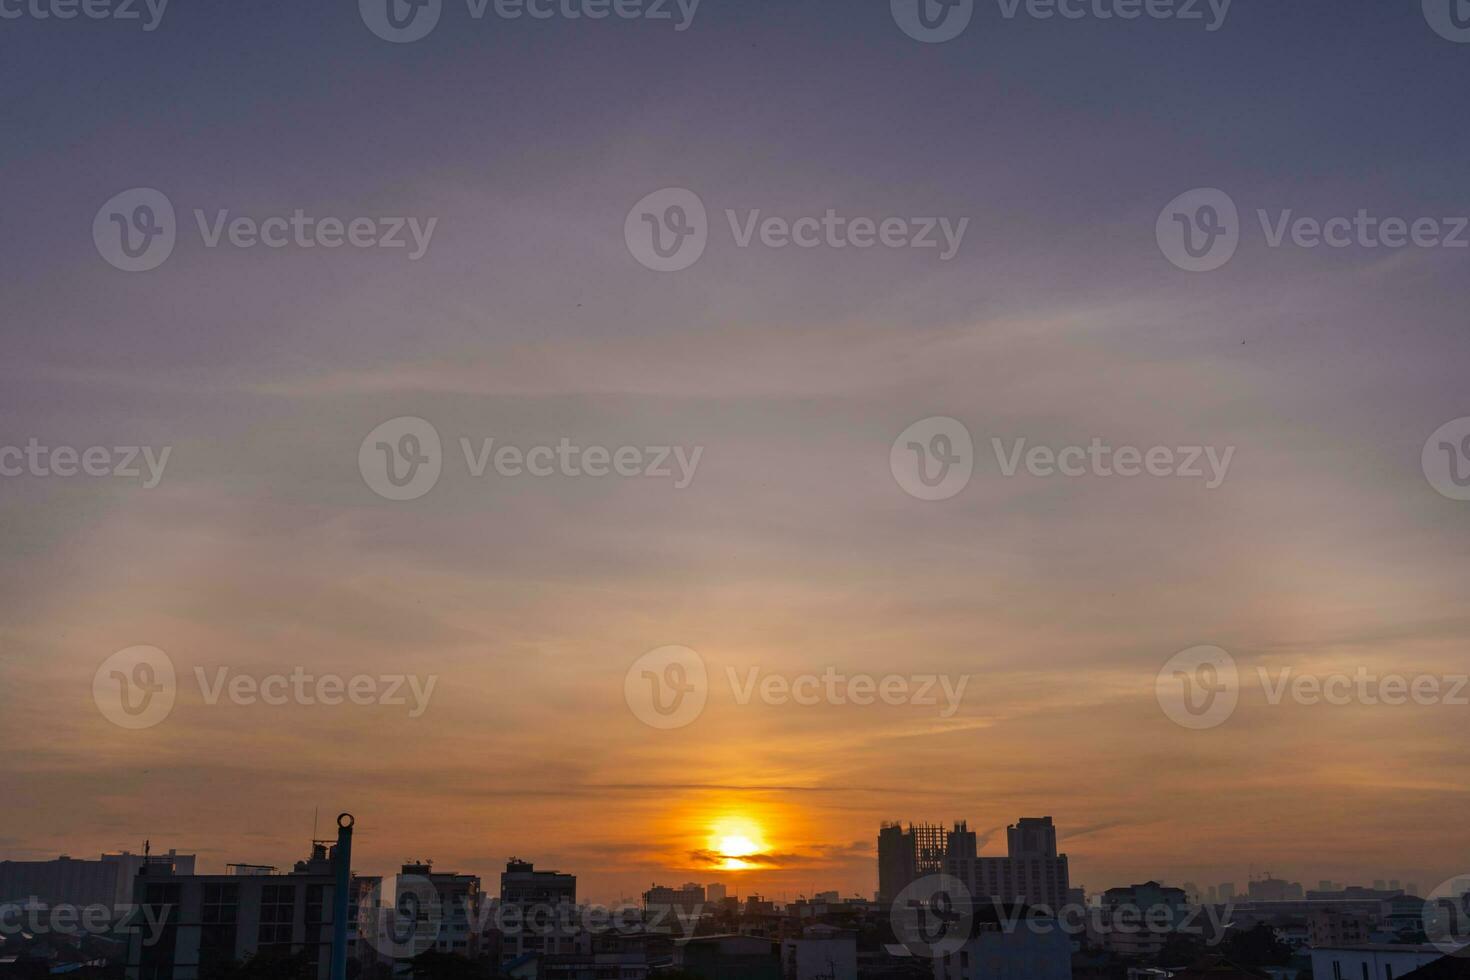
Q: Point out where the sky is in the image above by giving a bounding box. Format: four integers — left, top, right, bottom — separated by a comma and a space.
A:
1, 0, 1468, 906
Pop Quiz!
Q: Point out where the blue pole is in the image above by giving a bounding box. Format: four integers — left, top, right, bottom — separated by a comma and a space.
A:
331, 813, 355, 980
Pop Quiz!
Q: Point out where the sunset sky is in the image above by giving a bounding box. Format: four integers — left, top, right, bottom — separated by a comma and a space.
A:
2, 0, 1468, 906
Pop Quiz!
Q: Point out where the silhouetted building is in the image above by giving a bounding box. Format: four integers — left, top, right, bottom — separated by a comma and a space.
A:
1310, 943, 1447, 980
1096, 881, 1190, 958
947, 817, 1072, 910
1309, 907, 1372, 947
878, 822, 953, 905
643, 882, 704, 918
676, 934, 780, 980
394, 861, 480, 957
783, 929, 857, 980
0, 849, 194, 912
500, 858, 575, 905
1248, 877, 1304, 902
1006, 818, 1058, 860
933, 904, 1072, 980
123, 839, 376, 980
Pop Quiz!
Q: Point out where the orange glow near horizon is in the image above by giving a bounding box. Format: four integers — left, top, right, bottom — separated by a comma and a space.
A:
708, 815, 769, 871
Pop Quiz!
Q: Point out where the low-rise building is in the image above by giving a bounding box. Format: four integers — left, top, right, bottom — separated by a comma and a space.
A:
782, 928, 857, 980
123, 839, 378, 980
1309, 943, 1448, 980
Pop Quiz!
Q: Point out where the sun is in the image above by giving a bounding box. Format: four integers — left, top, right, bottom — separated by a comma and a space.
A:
708, 816, 768, 871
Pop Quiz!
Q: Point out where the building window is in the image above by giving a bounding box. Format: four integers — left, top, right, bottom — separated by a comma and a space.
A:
202, 884, 240, 923
138, 884, 180, 980
259, 883, 297, 947
199, 883, 240, 970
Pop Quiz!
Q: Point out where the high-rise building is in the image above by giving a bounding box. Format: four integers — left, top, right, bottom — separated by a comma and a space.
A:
1308, 908, 1372, 947
1007, 818, 1059, 859
877, 822, 951, 905
880, 817, 1072, 910
492, 859, 582, 966
0, 849, 195, 912
1249, 877, 1304, 902
123, 839, 376, 980
706, 882, 727, 904
1097, 882, 1190, 958
392, 861, 480, 958
499, 858, 575, 905
644, 882, 705, 918
948, 817, 1071, 910
1219, 882, 1236, 902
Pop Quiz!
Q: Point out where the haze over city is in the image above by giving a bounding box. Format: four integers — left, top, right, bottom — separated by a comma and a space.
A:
3, 0, 1468, 926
